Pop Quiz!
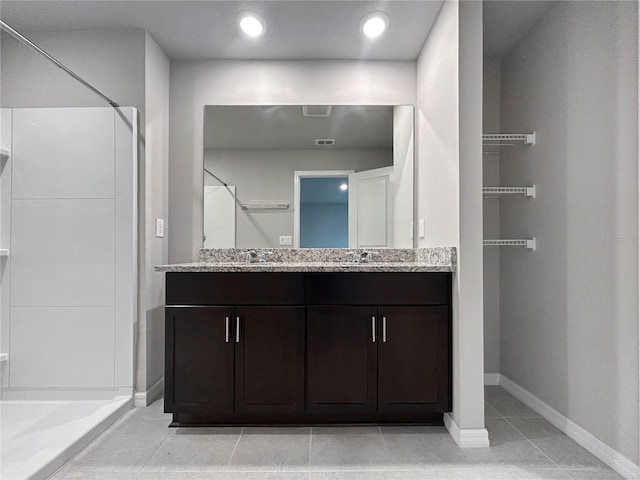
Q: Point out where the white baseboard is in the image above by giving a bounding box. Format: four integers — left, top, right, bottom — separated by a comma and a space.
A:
134, 377, 164, 407
443, 413, 490, 448
484, 373, 501, 386
498, 374, 639, 480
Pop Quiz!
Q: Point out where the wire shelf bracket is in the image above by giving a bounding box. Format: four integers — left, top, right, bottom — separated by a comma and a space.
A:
482, 133, 536, 146
483, 186, 536, 199
483, 238, 536, 250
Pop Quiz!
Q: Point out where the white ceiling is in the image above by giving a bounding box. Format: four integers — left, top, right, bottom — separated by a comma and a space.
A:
203, 105, 393, 149
0, 1, 444, 60
1, 0, 555, 61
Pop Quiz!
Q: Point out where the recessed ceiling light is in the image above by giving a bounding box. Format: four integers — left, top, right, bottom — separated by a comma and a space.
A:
237, 11, 266, 38
360, 11, 389, 39
340, 183, 348, 191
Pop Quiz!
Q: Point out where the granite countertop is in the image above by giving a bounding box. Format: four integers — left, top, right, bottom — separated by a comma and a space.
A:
155, 247, 456, 273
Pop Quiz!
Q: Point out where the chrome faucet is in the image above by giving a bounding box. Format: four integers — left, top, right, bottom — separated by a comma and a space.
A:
244, 249, 258, 263
346, 251, 360, 263
345, 251, 375, 263
359, 251, 374, 263
258, 251, 273, 263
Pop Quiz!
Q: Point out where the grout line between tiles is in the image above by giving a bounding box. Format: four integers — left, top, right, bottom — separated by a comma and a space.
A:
226, 426, 245, 468
377, 425, 391, 453
308, 426, 313, 475
131, 430, 170, 478
501, 416, 571, 478
485, 387, 542, 419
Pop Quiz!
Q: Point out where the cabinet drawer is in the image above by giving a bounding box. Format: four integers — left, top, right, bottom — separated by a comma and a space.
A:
305, 272, 450, 305
166, 272, 305, 305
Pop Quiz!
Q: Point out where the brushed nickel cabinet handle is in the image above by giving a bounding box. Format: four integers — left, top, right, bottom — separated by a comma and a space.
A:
372, 316, 376, 343
236, 316, 241, 343
382, 316, 387, 343
225, 316, 230, 343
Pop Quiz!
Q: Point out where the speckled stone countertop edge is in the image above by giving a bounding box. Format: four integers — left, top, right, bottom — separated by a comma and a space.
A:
155, 262, 455, 273
156, 247, 456, 273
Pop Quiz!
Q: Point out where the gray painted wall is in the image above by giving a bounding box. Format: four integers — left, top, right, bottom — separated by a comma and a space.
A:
0, 29, 145, 114
141, 33, 170, 394
483, 58, 501, 374
500, 1, 638, 463
457, 0, 485, 430
169, 60, 417, 263
417, 0, 486, 433
204, 148, 391, 249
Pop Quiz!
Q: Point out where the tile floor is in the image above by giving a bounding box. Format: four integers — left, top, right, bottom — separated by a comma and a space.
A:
49, 388, 625, 480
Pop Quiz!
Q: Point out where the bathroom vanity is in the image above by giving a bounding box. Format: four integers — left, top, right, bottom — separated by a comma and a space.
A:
157, 248, 455, 426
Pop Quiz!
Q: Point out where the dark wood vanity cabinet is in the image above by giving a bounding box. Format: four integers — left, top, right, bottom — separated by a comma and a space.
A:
307, 306, 378, 413
234, 306, 305, 413
166, 305, 305, 415
166, 306, 234, 411
165, 271, 451, 426
307, 305, 449, 415
377, 306, 449, 413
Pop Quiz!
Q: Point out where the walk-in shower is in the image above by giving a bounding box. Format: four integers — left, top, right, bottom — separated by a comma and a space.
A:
0, 21, 138, 480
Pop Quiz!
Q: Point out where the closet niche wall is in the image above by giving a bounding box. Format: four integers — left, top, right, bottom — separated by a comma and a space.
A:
483, 1, 639, 470
483, 2, 546, 381
482, 57, 502, 378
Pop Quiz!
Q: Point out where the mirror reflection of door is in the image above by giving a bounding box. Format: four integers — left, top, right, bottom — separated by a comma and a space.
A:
348, 166, 394, 248
299, 177, 349, 248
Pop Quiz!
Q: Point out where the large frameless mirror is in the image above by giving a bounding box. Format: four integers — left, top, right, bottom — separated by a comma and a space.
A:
203, 105, 414, 249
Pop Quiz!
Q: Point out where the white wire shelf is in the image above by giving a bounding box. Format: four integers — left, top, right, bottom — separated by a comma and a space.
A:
241, 202, 290, 210
483, 133, 536, 146
483, 186, 536, 199
483, 238, 536, 250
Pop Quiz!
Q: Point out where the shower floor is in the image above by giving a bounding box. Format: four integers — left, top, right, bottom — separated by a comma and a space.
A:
0, 395, 131, 480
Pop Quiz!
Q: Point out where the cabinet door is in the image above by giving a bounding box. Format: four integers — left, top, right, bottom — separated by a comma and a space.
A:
234, 306, 305, 413
165, 307, 234, 412
307, 306, 378, 413
378, 306, 449, 413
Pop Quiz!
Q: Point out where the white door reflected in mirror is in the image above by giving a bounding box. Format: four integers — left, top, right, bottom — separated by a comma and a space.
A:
348, 166, 394, 248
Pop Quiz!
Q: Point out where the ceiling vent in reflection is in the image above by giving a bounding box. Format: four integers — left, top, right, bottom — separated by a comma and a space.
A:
315, 138, 336, 146
303, 105, 332, 117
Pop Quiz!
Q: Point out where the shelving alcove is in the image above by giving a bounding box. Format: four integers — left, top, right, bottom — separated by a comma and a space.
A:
482, 133, 537, 251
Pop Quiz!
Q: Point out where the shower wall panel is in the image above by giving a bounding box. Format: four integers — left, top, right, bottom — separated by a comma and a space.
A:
4, 107, 137, 397
0, 108, 11, 390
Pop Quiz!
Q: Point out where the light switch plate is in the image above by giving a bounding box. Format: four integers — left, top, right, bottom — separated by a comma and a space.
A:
279, 235, 292, 246
419, 219, 425, 238
156, 219, 165, 238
